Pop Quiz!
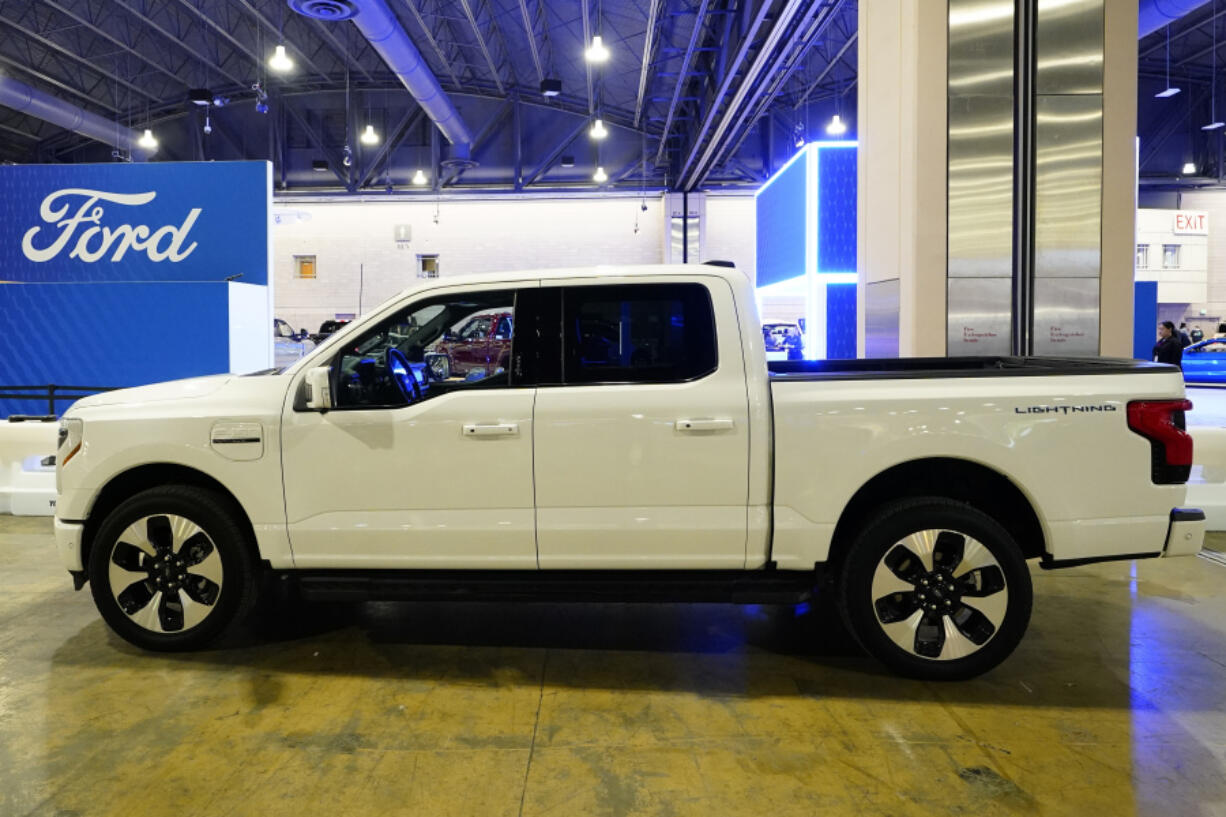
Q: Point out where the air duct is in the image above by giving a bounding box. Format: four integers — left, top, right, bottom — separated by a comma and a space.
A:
1139, 0, 1211, 39
0, 72, 154, 157
289, 0, 474, 157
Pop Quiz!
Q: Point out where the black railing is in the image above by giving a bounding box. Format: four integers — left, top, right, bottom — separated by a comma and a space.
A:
1, 384, 118, 420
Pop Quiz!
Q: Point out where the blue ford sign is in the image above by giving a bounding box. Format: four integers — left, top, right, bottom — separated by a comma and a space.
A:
0, 161, 272, 417
1, 161, 270, 284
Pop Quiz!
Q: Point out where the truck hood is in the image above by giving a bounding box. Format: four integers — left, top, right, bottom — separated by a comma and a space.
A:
69, 374, 235, 410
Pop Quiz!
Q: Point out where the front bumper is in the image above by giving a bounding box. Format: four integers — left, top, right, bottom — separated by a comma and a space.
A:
54, 517, 85, 572
1163, 508, 1206, 557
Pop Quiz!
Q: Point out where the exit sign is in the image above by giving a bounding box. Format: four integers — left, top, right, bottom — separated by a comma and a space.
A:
1173, 211, 1208, 235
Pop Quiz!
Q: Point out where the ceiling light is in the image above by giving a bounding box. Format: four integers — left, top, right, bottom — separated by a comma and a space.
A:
1157, 24, 1181, 99
412, 169, 427, 185
360, 124, 379, 145
585, 35, 610, 63
188, 88, 213, 106
825, 114, 847, 136
560, 155, 575, 168
269, 44, 294, 73
137, 129, 158, 150
1203, 121, 1225, 131
589, 118, 608, 140
1183, 161, 1197, 175
593, 166, 608, 183
312, 159, 329, 172
540, 78, 562, 97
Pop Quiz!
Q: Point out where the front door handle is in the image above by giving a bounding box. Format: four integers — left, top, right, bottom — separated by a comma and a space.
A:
463, 423, 519, 438
676, 418, 735, 432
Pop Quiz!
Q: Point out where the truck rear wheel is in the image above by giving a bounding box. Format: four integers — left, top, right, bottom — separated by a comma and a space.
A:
87, 485, 257, 651
837, 498, 1032, 680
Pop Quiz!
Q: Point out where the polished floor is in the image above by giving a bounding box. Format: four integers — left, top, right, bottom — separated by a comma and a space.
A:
2, 515, 1225, 817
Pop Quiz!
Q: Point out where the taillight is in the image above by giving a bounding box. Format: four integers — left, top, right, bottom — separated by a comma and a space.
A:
1127, 400, 1193, 484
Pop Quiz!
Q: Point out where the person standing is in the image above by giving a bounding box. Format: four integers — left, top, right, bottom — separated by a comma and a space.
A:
1178, 322, 1192, 347
1153, 321, 1184, 367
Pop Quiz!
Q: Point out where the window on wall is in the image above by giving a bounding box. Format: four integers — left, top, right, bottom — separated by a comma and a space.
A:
417, 254, 439, 278
1163, 244, 1181, 269
1136, 244, 1149, 269
295, 255, 316, 279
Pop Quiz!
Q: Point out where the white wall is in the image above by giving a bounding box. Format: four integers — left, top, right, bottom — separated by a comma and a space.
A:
1135, 208, 1208, 305
1170, 192, 1226, 331
270, 194, 756, 331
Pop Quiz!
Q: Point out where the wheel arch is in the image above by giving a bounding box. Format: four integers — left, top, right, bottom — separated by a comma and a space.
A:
826, 457, 1047, 572
81, 463, 257, 570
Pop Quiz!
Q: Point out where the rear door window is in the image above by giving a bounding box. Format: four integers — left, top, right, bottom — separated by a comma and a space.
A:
560, 283, 717, 384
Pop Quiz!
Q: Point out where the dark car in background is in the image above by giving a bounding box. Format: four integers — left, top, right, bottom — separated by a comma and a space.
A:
309, 319, 350, 345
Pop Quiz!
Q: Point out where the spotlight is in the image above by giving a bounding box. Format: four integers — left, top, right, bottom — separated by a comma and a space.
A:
360, 124, 379, 145
593, 166, 608, 183
590, 118, 608, 140
1183, 161, 1197, 175
212, 95, 229, 108
585, 35, 610, 63
412, 169, 427, 185
825, 114, 847, 136
269, 44, 294, 73
255, 100, 269, 114
202, 114, 212, 135
137, 128, 158, 150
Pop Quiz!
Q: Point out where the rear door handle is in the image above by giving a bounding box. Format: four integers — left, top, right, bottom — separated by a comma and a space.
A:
675, 418, 735, 432
463, 423, 519, 438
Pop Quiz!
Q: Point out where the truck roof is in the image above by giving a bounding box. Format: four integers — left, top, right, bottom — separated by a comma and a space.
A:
403, 263, 750, 298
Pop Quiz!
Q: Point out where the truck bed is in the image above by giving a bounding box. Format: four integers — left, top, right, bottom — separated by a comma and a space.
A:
768, 356, 1175, 381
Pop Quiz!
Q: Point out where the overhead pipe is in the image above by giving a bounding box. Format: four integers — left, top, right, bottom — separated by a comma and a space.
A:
1139, 0, 1211, 39
0, 71, 154, 157
291, 0, 474, 157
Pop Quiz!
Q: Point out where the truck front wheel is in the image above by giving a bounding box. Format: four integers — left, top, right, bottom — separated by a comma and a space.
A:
87, 485, 257, 651
837, 498, 1032, 680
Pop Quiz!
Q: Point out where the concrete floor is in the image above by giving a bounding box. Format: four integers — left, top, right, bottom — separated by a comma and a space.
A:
2, 515, 1225, 817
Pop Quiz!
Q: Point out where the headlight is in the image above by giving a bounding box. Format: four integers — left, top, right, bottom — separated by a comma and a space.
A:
58, 417, 83, 466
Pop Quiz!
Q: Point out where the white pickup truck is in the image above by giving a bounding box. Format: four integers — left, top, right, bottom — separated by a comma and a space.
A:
53, 265, 1205, 679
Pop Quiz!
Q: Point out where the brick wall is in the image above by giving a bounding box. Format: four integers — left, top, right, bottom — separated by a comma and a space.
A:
271, 194, 756, 332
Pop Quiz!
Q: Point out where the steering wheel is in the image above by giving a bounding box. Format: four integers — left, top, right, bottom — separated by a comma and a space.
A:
386, 348, 422, 403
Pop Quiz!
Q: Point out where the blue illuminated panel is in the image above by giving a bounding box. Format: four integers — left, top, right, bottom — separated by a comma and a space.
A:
755, 149, 809, 290
826, 283, 857, 359
816, 147, 857, 273
755, 142, 858, 359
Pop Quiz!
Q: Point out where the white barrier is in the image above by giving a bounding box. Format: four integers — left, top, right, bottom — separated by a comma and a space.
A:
1188, 425, 1226, 531
0, 420, 58, 516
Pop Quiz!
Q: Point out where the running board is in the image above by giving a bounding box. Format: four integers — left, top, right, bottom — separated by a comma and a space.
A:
285, 569, 817, 605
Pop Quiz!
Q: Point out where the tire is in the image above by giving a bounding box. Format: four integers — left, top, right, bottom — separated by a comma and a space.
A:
87, 485, 258, 651
836, 497, 1032, 681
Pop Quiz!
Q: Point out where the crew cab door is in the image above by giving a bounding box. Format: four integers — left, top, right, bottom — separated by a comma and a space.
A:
280, 284, 537, 568
531, 277, 751, 568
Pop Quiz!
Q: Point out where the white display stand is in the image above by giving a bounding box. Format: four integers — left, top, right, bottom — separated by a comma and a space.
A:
0, 421, 57, 516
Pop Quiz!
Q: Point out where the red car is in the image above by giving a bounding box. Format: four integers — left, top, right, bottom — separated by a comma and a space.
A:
425, 309, 513, 380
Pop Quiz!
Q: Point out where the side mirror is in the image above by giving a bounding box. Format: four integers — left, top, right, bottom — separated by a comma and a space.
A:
304, 366, 332, 411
